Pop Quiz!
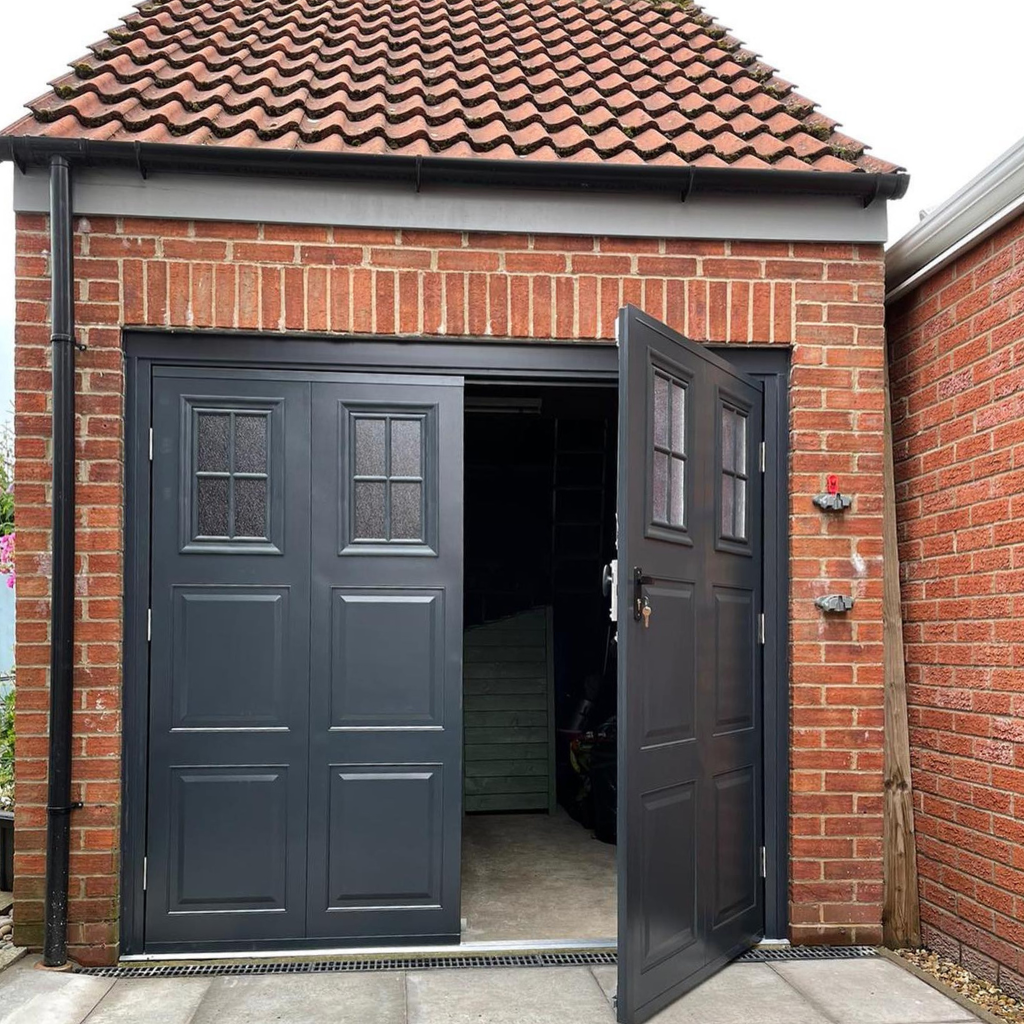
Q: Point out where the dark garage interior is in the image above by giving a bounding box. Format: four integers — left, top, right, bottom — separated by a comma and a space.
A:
460, 384, 618, 942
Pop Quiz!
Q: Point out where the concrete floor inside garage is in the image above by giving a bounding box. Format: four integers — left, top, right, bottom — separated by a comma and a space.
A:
460, 809, 617, 943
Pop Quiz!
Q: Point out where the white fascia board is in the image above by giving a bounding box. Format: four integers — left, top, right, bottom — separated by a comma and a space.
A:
886, 136, 1024, 303
13, 167, 888, 244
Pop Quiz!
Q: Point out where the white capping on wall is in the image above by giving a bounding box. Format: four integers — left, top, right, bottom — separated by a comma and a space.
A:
13, 167, 889, 244
886, 136, 1024, 304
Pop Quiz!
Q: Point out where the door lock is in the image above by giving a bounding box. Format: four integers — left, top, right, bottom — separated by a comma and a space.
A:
633, 567, 653, 621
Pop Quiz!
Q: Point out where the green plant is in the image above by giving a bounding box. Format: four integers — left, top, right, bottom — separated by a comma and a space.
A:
0, 683, 13, 811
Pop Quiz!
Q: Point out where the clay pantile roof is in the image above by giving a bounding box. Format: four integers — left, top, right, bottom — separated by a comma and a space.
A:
2, 0, 899, 174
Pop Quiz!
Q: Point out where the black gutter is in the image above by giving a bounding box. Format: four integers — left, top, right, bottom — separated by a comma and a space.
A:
43, 155, 80, 969
0, 137, 910, 203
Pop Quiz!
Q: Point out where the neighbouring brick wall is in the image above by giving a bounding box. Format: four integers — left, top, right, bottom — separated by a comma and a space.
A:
13, 212, 887, 964
888, 212, 1024, 997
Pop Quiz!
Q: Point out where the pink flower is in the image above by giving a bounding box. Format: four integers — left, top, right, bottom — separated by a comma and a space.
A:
0, 532, 15, 589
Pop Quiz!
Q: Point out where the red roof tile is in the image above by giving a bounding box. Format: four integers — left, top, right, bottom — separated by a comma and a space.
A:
2, 0, 899, 173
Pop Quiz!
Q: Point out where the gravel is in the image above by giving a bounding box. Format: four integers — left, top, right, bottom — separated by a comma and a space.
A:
898, 949, 1024, 1024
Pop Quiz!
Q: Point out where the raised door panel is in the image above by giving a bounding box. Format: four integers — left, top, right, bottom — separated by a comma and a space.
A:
171, 586, 289, 730
330, 589, 444, 729
167, 767, 289, 913
325, 766, 444, 910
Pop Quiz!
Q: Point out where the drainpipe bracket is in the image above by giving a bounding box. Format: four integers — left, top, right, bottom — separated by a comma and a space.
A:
52, 332, 87, 353
46, 802, 83, 816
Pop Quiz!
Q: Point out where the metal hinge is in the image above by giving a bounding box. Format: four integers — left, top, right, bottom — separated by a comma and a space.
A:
759, 441, 766, 473
147, 609, 152, 642
758, 613, 765, 646
142, 857, 148, 891
149, 428, 153, 462
760, 847, 767, 879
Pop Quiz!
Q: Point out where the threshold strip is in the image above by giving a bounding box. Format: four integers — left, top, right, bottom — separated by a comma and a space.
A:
79, 950, 619, 979
736, 945, 879, 963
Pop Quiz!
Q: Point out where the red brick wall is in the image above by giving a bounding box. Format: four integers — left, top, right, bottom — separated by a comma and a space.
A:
13, 212, 887, 964
888, 211, 1024, 997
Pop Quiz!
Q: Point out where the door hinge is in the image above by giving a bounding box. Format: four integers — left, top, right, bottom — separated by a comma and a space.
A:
142, 856, 148, 891
147, 609, 152, 642
149, 427, 153, 462
760, 846, 767, 879
759, 440, 766, 473
758, 612, 765, 646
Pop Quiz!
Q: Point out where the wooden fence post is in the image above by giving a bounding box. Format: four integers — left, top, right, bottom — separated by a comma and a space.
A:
882, 352, 922, 948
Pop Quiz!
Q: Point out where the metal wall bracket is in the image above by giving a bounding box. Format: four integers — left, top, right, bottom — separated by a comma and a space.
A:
815, 594, 854, 613
813, 493, 852, 512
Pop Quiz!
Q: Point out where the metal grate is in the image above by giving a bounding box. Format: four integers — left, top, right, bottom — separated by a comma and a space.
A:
79, 950, 619, 979
736, 945, 878, 963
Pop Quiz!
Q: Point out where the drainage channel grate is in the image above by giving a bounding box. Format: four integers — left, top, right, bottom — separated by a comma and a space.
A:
80, 950, 619, 979
736, 945, 878, 963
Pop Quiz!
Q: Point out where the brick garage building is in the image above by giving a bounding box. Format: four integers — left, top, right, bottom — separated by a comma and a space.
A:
887, 141, 1024, 997
1, 1, 907, 1017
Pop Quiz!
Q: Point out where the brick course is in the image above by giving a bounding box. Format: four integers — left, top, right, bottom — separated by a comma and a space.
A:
888, 210, 1024, 997
13, 212, 887, 964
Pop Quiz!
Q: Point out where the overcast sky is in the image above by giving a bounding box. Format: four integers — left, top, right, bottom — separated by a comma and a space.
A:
1, 1, 1023, 430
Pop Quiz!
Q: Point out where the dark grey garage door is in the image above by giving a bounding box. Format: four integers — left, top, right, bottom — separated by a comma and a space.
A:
145, 368, 464, 952
617, 308, 765, 1023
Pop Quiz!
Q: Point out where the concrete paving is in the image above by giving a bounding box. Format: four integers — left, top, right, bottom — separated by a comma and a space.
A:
0, 955, 981, 1024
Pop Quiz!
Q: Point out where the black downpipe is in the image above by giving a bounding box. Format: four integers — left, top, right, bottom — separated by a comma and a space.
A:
43, 155, 78, 968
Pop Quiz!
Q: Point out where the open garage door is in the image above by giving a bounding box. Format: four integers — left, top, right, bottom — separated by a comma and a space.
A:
616, 308, 765, 1022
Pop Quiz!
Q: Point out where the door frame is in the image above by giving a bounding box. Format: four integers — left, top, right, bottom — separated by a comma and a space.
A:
120, 330, 789, 956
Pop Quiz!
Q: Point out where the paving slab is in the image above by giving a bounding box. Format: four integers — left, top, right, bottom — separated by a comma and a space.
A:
590, 963, 832, 1024
590, 964, 617, 1006
650, 963, 832, 1024
0, 957, 114, 1024
0, 946, 25, 974
407, 966, 614, 1024
188, 971, 407, 1024
82, 977, 213, 1024
771, 958, 980, 1024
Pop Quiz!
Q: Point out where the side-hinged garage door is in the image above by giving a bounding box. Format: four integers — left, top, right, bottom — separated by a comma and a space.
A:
145, 368, 463, 952
616, 307, 765, 1023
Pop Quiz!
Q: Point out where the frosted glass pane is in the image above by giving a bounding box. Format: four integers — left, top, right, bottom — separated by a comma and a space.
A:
653, 374, 669, 447
721, 475, 735, 538
653, 451, 668, 523
234, 415, 268, 474
735, 478, 747, 540
722, 407, 735, 471
234, 478, 267, 538
197, 477, 229, 537
355, 418, 386, 477
672, 384, 686, 452
670, 457, 685, 527
391, 419, 422, 478
736, 412, 747, 473
354, 481, 386, 539
197, 414, 229, 472
391, 482, 423, 540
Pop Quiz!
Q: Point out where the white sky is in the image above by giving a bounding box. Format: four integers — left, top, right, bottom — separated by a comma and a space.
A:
1, 1, 1023, 427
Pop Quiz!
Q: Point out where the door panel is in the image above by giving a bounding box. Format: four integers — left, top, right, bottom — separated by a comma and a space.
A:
147, 374, 312, 947
617, 307, 764, 1023
306, 378, 464, 942
146, 369, 463, 951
